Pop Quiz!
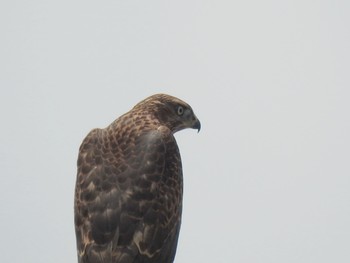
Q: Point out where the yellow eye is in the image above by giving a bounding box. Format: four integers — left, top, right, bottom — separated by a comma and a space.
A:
177, 106, 184, 116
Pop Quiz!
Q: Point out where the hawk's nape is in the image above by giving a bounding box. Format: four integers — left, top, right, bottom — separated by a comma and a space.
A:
74, 94, 200, 263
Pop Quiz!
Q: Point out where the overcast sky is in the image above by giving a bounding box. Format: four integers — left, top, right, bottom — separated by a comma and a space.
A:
1, 1, 350, 262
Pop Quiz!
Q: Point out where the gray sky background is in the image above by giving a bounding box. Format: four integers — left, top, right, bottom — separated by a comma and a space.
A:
1, 1, 350, 262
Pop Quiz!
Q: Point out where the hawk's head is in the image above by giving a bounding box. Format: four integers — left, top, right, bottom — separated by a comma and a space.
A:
133, 94, 201, 134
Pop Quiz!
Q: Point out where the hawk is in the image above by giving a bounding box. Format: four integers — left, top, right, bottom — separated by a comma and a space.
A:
74, 94, 200, 263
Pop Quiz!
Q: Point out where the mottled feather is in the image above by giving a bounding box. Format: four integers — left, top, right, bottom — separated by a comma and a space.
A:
74, 94, 200, 263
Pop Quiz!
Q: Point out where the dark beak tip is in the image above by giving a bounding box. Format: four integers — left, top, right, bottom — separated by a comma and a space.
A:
194, 119, 201, 133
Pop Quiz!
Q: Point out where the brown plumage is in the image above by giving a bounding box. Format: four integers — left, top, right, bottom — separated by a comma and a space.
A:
74, 94, 200, 263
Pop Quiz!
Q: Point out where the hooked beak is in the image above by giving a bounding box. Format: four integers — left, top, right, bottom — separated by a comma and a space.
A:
192, 118, 201, 133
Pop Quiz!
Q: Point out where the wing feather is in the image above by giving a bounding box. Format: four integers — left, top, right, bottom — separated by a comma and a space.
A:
74, 127, 182, 263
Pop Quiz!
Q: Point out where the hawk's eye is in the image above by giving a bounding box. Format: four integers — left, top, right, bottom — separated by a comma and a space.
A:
177, 106, 184, 116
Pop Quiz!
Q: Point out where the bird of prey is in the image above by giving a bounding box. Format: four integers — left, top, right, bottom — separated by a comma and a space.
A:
74, 94, 200, 263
